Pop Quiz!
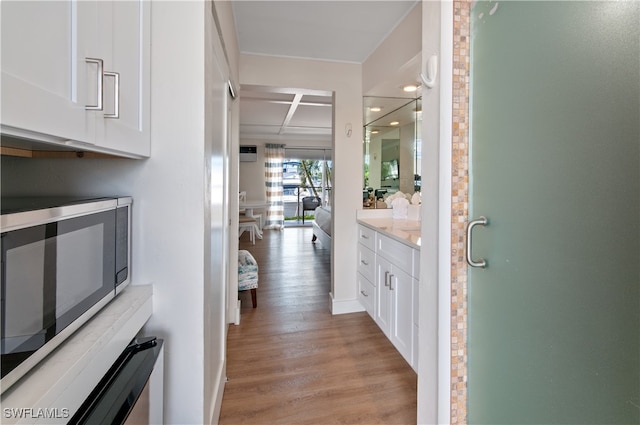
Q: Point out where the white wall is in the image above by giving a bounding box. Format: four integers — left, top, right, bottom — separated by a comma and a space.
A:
1, 2, 233, 423
362, 3, 422, 94
239, 54, 363, 313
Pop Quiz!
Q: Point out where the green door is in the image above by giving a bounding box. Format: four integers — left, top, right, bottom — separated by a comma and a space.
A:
468, 2, 639, 423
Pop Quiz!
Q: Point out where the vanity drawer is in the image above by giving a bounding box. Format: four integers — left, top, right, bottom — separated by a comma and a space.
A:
357, 224, 376, 251
376, 233, 413, 275
357, 244, 376, 283
357, 273, 375, 318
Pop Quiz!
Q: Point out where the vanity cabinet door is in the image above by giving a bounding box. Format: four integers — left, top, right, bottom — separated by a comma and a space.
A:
376, 251, 414, 366
376, 256, 392, 337
389, 267, 413, 365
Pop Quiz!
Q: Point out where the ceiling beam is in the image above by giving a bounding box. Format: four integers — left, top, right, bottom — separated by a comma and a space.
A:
241, 97, 332, 107
240, 84, 332, 97
279, 93, 303, 135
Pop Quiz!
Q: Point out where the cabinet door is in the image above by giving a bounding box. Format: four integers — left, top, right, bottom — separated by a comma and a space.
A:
1, 1, 93, 143
94, 0, 151, 157
389, 267, 413, 365
375, 256, 392, 337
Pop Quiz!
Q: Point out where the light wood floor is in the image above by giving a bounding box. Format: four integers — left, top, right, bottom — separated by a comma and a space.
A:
219, 227, 417, 425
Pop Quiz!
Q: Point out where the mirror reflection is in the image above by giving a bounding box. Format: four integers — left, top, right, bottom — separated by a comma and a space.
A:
363, 97, 421, 206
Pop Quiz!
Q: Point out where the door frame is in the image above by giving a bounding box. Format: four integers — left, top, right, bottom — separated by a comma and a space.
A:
416, 1, 458, 424
417, 2, 471, 424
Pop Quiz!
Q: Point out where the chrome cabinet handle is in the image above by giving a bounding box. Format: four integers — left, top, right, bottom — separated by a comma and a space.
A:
467, 216, 489, 268
103, 71, 120, 119
85, 58, 104, 111
384, 271, 390, 287
360, 290, 368, 297
389, 274, 395, 290
361, 234, 369, 239
360, 259, 369, 266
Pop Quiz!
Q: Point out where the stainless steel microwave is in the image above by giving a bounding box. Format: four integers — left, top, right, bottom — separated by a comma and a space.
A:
0, 197, 132, 393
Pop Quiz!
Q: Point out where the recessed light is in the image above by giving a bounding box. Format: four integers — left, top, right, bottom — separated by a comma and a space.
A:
370, 107, 381, 112
371, 130, 379, 134
402, 85, 418, 92
390, 121, 399, 126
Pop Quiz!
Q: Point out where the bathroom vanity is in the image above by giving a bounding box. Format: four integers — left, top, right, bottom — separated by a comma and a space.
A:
356, 210, 420, 371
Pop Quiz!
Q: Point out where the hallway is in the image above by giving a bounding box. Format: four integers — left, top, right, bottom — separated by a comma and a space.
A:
220, 228, 417, 424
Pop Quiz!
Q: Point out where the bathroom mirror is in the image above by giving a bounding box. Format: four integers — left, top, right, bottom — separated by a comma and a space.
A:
363, 96, 421, 200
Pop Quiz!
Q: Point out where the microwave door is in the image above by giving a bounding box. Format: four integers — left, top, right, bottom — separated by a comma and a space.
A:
1, 210, 117, 386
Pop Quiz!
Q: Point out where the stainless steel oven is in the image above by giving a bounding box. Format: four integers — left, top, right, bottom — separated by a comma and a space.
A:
1, 197, 132, 393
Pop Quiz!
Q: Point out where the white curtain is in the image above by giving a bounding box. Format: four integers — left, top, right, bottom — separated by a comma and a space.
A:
264, 143, 285, 229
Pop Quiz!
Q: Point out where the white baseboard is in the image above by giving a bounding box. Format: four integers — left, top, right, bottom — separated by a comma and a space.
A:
329, 292, 365, 315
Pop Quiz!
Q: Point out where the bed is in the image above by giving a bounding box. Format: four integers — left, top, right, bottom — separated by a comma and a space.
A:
312, 206, 331, 248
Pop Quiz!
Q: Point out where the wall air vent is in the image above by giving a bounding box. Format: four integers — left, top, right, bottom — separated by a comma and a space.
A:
239, 145, 257, 162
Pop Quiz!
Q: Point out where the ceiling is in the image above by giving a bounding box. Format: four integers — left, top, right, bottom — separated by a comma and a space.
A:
232, 1, 420, 147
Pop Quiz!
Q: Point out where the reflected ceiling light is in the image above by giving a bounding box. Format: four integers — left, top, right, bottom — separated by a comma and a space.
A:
390, 121, 399, 126
369, 106, 381, 112
371, 130, 379, 134
402, 84, 419, 92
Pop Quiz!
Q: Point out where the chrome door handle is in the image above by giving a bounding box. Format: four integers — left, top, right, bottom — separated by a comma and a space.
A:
467, 216, 488, 268
384, 271, 390, 286
103, 71, 120, 119
389, 274, 395, 290
85, 58, 104, 111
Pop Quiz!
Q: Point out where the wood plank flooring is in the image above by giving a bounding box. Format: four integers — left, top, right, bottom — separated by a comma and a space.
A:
220, 227, 417, 424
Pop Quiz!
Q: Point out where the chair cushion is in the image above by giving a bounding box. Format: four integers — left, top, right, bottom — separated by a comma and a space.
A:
238, 250, 258, 290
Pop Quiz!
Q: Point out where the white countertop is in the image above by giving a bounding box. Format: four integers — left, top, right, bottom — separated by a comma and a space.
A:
357, 217, 422, 249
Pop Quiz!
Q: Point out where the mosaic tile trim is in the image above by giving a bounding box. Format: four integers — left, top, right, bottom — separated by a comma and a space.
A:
451, 1, 470, 424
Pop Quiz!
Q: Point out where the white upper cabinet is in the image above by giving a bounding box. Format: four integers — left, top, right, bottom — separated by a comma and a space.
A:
1, 1, 92, 143
1, 1, 150, 158
93, 0, 151, 157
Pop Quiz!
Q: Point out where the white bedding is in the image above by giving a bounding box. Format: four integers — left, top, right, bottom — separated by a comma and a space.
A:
313, 206, 332, 236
